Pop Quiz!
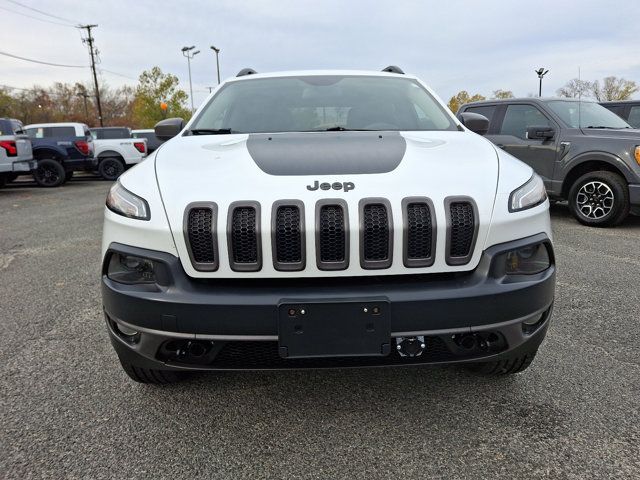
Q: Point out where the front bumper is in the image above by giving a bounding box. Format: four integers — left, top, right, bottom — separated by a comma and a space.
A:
102, 234, 555, 370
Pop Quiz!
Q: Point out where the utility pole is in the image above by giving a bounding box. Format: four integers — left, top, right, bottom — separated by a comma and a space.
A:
79, 24, 103, 126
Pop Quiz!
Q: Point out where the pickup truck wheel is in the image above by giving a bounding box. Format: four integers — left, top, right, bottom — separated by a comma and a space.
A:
98, 157, 125, 181
33, 159, 65, 187
568, 171, 629, 227
119, 358, 183, 384
464, 348, 538, 375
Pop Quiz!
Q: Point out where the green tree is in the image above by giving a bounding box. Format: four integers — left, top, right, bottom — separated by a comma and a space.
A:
492, 89, 514, 99
132, 67, 191, 128
592, 76, 638, 101
447, 91, 486, 113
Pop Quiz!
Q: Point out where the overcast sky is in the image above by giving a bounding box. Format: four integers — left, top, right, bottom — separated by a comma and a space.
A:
1, 0, 639, 108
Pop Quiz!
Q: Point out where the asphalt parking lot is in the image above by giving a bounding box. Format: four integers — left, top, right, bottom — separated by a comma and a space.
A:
1, 177, 639, 479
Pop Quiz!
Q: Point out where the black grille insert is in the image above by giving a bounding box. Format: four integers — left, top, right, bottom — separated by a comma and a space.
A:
447, 200, 476, 264
273, 202, 305, 271
228, 202, 261, 271
184, 204, 218, 271
360, 199, 392, 269
317, 202, 348, 270
403, 199, 435, 268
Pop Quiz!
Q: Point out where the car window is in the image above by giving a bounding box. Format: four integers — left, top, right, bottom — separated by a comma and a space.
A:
191, 75, 457, 133
26, 127, 44, 139
546, 100, 631, 129
47, 126, 77, 137
464, 105, 497, 124
603, 104, 624, 116
11, 120, 23, 134
101, 128, 130, 139
500, 104, 551, 139
627, 106, 640, 128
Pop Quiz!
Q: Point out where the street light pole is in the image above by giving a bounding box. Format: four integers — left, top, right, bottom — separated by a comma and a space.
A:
535, 68, 549, 97
210, 46, 221, 84
182, 46, 200, 112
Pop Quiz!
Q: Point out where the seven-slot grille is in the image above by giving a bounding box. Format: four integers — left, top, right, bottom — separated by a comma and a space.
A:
184, 198, 477, 272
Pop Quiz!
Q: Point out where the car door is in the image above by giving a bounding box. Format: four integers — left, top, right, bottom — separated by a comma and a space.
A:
491, 103, 560, 185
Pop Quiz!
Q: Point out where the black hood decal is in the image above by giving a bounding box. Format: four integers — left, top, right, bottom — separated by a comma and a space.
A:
246, 132, 406, 176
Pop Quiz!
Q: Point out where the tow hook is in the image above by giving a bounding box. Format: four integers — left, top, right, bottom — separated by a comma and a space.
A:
395, 336, 426, 357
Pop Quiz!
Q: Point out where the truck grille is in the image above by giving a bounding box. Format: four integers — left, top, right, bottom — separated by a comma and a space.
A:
184, 197, 478, 273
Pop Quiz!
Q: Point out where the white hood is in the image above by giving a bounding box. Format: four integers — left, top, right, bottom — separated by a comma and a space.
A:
152, 130, 502, 278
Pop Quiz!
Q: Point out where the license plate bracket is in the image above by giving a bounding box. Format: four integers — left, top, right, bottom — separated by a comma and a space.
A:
278, 298, 391, 359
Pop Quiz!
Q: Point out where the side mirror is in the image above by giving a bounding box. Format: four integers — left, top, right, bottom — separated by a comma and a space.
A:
154, 117, 184, 141
457, 112, 490, 136
526, 125, 555, 140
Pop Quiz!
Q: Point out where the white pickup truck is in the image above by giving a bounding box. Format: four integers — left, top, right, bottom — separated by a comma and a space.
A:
90, 127, 147, 180
0, 117, 36, 187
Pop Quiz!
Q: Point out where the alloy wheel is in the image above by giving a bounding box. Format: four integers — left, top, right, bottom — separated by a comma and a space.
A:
576, 181, 614, 219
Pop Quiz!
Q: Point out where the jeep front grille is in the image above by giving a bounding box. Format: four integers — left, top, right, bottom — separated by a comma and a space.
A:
273, 201, 305, 271
183, 197, 478, 273
316, 201, 349, 270
446, 199, 477, 265
184, 203, 218, 271
360, 199, 393, 269
228, 202, 261, 271
403, 198, 435, 268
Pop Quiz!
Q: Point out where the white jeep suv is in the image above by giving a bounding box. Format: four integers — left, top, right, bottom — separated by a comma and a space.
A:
101, 68, 555, 384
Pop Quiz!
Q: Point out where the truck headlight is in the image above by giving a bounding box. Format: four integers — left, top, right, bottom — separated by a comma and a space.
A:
106, 181, 150, 220
107, 253, 156, 284
509, 174, 547, 212
505, 243, 550, 275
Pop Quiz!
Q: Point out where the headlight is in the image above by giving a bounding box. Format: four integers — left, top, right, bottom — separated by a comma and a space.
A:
505, 243, 550, 275
634, 146, 640, 166
509, 174, 547, 212
107, 253, 156, 284
106, 181, 150, 220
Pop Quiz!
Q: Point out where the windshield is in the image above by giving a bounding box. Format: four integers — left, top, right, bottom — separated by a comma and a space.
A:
546, 100, 632, 129
189, 75, 457, 134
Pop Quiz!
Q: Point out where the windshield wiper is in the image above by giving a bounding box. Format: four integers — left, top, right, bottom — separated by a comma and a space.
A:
315, 126, 377, 132
189, 128, 236, 135
584, 126, 616, 129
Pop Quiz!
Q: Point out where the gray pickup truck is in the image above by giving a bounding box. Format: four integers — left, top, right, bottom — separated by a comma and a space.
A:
458, 98, 640, 227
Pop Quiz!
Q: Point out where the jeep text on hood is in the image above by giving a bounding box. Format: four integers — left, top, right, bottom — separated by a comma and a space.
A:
102, 69, 555, 382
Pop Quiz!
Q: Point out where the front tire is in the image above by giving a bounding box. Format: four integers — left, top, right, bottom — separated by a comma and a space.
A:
465, 348, 538, 375
118, 357, 183, 384
568, 171, 629, 227
33, 159, 65, 187
98, 157, 125, 181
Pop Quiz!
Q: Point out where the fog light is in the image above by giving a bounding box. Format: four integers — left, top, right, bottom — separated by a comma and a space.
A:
505, 243, 550, 275
107, 253, 156, 284
118, 324, 139, 336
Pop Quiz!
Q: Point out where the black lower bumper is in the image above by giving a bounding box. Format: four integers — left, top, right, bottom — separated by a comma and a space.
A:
102, 234, 555, 370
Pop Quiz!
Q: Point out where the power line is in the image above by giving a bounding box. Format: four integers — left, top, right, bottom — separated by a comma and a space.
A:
0, 5, 76, 26
4, 0, 81, 25
99, 68, 137, 81
0, 49, 87, 68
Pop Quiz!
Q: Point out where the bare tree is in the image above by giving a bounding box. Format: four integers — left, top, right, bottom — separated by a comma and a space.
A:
556, 78, 594, 98
592, 76, 638, 101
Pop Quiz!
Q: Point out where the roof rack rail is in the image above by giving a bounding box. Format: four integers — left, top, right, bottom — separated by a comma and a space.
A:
237, 68, 257, 77
382, 65, 404, 74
